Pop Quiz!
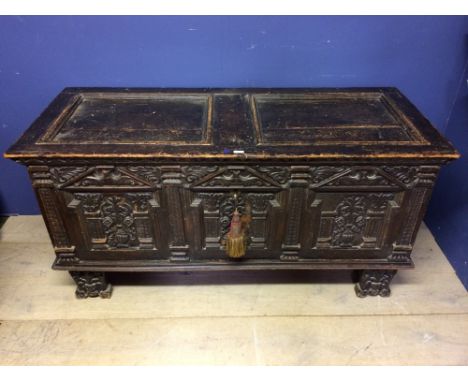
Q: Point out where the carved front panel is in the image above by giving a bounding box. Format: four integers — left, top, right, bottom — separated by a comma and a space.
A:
188, 191, 283, 259
307, 191, 403, 258
183, 165, 287, 259
41, 163, 429, 265
67, 192, 162, 253
50, 164, 167, 260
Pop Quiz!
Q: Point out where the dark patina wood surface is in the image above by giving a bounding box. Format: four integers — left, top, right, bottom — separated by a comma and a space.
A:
5, 88, 459, 299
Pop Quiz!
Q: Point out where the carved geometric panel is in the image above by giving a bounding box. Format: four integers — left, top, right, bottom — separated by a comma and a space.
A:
311, 192, 400, 250
68, 192, 159, 250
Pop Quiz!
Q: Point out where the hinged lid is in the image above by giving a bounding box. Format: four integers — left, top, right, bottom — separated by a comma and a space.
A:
4, 87, 459, 161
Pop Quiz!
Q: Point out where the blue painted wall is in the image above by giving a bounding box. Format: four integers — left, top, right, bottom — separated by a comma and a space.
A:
425, 58, 468, 289
1, 16, 467, 287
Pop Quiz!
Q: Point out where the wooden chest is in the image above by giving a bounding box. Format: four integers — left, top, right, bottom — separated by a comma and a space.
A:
5, 88, 459, 299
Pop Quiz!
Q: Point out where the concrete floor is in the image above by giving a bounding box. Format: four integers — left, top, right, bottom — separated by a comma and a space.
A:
0, 215, 467, 365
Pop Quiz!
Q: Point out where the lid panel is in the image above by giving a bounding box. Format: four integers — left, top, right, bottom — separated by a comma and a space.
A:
252, 93, 425, 145
39, 92, 213, 145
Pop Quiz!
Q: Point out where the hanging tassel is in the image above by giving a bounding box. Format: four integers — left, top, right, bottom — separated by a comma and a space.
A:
226, 209, 247, 258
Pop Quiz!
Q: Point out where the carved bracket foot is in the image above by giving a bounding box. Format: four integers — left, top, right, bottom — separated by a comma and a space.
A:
355, 270, 397, 298
69, 271, 113, 299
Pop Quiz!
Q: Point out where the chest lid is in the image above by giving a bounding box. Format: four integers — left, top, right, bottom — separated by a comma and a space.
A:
5, 87, 459, 161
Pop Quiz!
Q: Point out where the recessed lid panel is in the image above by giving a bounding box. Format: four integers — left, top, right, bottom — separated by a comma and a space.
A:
39, 93, 212, 145
251, 93, 426, 145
